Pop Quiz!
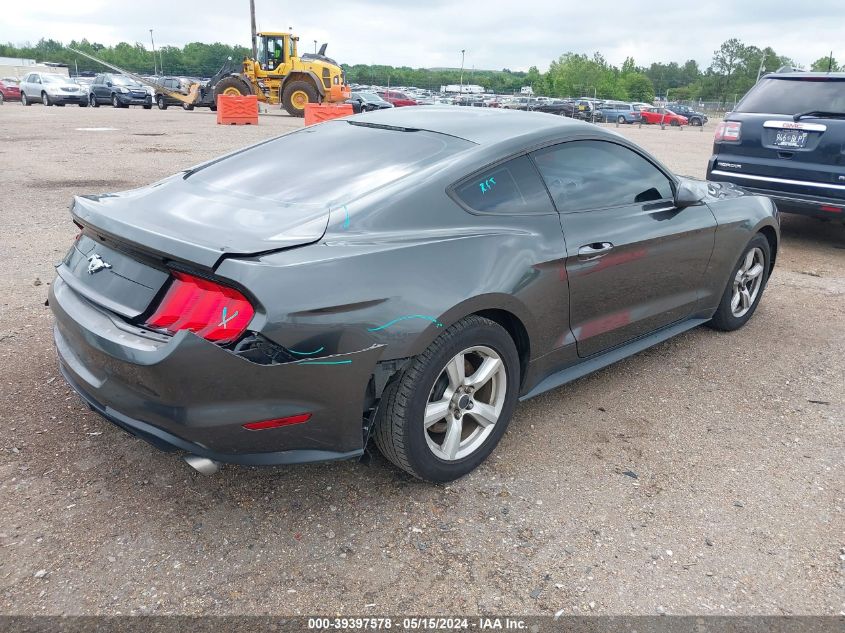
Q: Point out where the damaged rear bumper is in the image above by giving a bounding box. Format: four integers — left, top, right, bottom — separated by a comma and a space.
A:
50, 277, 384, 466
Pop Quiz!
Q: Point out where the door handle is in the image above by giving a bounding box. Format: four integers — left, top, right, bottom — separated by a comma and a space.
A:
578, 242, 614, 259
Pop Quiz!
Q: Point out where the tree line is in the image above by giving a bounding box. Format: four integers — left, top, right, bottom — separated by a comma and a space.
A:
1, 37, 839, 105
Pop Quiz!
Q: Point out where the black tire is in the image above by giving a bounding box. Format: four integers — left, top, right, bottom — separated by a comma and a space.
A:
89, 94, 98, 108
0, 92, 4, 105
213, 76, 252, 99
282, 80, 318, 117
78, 101, 87, 107
56, 103, 65, 107
373, 315, 520, 482
142, 103, 152, 110
157, 95, 168, 110
617, 115, 626, 124
42, 92, 51, 106
707, 234, 771, 332
21, 92, 31, 106
182, 102, 194, 111
670, 119, 680, 127
112, 94, 120, 108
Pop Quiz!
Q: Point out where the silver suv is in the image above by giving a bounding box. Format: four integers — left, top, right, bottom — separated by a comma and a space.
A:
19, 72, 88, 107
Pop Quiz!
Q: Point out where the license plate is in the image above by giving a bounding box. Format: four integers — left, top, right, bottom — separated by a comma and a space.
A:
773, 130, 809, 148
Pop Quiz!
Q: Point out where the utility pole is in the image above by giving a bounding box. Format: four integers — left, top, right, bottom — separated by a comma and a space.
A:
249, 0, 258, 61
829, 50, 835, 72
149, 29, 157, 75
459, 49, 466, 95
314, 40, 317, 54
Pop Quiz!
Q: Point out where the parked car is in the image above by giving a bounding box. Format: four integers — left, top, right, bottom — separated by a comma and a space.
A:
377, 90, 418, 107
89, 73, 152, 108
19, 73, 87, 107
348, 91, 394, 113
152, 76, 196, 110
532, 99, 578, 117
50, 107, 778, 482
502, 96, 538, 110
707, 70, 845, 219
640, 107, 688, 126
666, 103, 708, 126
0, 78, 21, 103
599, 102, 642, 124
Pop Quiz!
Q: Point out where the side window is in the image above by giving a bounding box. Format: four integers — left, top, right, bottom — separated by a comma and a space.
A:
531, 140, 674, 213
452, 155, 555, 215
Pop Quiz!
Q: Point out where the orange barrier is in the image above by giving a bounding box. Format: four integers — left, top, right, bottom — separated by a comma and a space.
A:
304, 103, 354, 126
216, 94, 259, 125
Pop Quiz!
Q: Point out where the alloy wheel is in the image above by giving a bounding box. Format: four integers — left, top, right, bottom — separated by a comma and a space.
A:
424, 345, 507, 461
731, 247, 765, 317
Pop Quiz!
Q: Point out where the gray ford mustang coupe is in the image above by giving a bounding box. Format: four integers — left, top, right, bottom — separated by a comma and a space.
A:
50, 107, 779, 482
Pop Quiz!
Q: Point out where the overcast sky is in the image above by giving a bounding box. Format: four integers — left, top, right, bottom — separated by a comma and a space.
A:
4, 0, 844, 72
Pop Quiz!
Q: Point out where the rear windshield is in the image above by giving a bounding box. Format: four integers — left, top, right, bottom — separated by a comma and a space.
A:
188, 121, 473, 206
736, 77, 845, 115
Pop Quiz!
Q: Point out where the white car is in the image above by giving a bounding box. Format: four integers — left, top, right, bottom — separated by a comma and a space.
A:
19, 73, 88, 107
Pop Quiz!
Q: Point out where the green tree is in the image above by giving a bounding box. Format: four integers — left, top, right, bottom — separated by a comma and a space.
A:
811, 55, 840, 71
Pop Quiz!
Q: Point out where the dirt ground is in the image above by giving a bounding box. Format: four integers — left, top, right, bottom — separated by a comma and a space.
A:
0, 104, 842, 616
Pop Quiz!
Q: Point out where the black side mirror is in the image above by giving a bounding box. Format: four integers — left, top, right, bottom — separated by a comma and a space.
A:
674, 179, 706, 208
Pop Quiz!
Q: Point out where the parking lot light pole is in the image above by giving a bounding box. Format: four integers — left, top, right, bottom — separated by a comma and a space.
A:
460, 49, 466, 96
149, 29, 157, 76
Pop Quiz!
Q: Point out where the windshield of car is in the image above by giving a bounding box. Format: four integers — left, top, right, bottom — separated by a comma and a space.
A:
111, 75, 138, 86
735, 76, 845, 115
358, 92, 383, 103
189, 121, 475, 206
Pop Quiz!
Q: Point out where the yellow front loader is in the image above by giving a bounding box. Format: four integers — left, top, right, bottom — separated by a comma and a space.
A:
211, 32, 349, 116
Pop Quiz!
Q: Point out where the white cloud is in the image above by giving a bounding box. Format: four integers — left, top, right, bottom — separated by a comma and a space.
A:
2, 0, 844, 71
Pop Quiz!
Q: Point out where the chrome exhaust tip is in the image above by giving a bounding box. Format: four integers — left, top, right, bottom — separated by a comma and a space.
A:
183, 455, 221, 475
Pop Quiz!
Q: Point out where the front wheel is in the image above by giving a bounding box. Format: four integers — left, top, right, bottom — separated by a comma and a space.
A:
89, 94, 98, 107
707, 234, 771, 331
42, 92, 51, 106
617, 115, 626, 124
21, 92, 31, 106
373, 316, 520, 482
281, 80, 318, 117
157, 95, 168, 110
182, 102, 194, 111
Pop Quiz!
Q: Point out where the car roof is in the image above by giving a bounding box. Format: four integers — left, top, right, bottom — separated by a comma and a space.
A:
349, 105, 597, 145
764, 71, 845, 80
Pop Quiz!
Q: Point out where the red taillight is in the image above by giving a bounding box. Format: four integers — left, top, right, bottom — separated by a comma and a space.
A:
243, 413, 311, 430
714, 121, 742, 143
146, 271, 254, 344
820, 205, 842, 213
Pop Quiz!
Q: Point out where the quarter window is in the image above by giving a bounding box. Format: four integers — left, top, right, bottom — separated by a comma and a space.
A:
532, 140, 674, 212
453, 155, 555, 215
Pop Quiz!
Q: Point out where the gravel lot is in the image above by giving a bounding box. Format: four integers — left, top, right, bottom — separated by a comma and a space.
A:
0, 104, 842, 616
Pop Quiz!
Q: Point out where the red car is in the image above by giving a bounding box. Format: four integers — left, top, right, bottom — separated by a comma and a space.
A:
377, 90, 418, 107
0, 79, 21, 103
639, 107, 688, 126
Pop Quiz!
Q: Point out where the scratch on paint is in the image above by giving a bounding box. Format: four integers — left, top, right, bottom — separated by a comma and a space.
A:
288, 346, 326, 356
367, 315, 443, 332
297, 359, 353, 366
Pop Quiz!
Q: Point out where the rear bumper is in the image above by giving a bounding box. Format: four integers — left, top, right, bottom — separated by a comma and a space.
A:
50, 277, 384, 466
708, 164, 845, 218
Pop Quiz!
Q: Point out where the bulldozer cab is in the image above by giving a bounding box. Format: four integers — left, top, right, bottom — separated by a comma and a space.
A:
256, 33, 294, 73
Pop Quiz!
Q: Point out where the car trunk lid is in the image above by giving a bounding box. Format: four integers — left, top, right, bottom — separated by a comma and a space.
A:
70, 173, 331, 270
